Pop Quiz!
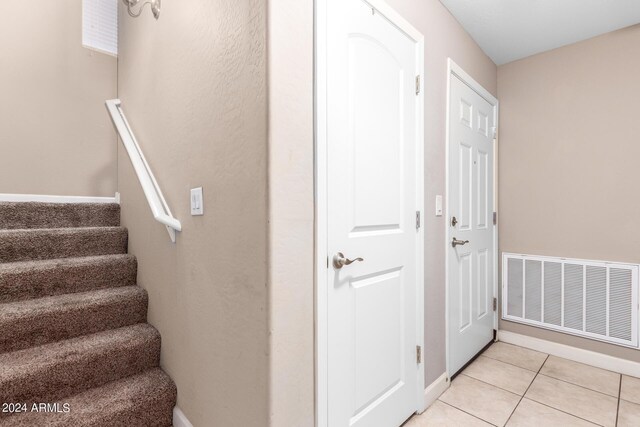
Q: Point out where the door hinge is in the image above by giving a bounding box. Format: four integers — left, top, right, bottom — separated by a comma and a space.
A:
416, 211, 421, 230
493, 212, 497, 225
416, 345, 422, 364
416, 75, 421, 95
492, 126, 497, 139
493, 297, 497, 311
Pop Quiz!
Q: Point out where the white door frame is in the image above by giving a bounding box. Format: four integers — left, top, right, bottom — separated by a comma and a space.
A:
315, 1, 425, 425
444, 58, 499, 378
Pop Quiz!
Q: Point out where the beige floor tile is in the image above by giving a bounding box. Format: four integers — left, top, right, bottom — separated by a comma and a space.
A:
540, 355, 620, 397
439, 375, 520, 426
482, 342, 548, 372
525, 374, 617, 427
506, 398, 598, 426
463, 356, 536, 395
618, 399, 640, 427
621, 375, 640, 405
404, 400, 492, 427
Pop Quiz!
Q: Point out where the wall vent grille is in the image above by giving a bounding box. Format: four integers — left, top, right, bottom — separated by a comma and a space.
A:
502, 253, 639, 348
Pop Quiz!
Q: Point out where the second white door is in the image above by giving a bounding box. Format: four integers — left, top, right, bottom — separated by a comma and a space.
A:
447, 68, 497, 376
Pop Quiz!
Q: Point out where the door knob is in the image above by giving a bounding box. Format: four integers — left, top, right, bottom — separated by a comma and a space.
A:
333, 252, 364, 269
452, 238, 469, 247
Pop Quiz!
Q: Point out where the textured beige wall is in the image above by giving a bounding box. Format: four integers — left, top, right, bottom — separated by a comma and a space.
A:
498, 25, 640, 360
0, 0, 117, 197
268, 1, 496, 425
117, 1, 269, 426
386, 0, 497, 387
267, 0, 315, 426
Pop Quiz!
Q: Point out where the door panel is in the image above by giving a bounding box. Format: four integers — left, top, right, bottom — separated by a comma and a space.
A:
349, 35, 404, 233
353, 269, 403, 414
459, 142, 472, 231
478, 249, 489, 318
326, 0, 421, 425
448, 74, 496, 376
477, 150, 488, 229
459, 253, 472, 331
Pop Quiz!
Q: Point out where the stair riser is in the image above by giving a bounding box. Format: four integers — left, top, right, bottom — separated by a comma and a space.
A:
0, 228, 128, 263
0, 256, 137, 303
0, 328, 160, 406
0, 203, 120, 230
0, 290, 148, 353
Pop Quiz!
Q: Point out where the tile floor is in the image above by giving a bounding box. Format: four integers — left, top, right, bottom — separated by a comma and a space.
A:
406, 342, 640, 427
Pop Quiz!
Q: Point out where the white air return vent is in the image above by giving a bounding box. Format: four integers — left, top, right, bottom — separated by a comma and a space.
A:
503, 253, 639, 348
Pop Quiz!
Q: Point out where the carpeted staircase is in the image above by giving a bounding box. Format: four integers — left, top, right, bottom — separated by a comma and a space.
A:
0, 202, 176, 427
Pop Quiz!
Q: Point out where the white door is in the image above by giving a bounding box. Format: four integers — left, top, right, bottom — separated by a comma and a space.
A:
447, 71, 496, 376
325, 0, 423, 426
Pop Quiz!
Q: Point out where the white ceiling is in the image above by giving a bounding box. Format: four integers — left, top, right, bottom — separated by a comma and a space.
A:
439, 0, 640, 65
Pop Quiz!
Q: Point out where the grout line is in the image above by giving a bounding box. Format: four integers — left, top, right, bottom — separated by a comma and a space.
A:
480, 353, 544, 373
496, 341, 625, 377
541, 353, 621, 376
536, 373, 620, 399
492, 340, 547, 357
445, 343, 622, 426
437, 399, 499, 427
524, 398, 605, 427
458, 374, 521, 397
615, 375, 622, 426
504, 354, 549, 426
620, 398, 640, 405
527, 356, 608, 426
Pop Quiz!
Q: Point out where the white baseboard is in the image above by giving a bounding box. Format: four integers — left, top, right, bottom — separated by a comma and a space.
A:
173, 407, 193, 427
498, 330, 640, 378
423, 372, 449, 411
0, 193, 119, 204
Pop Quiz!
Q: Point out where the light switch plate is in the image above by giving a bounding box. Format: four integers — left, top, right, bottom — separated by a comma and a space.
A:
190, 187, 204, 216
435, 195, 443, 216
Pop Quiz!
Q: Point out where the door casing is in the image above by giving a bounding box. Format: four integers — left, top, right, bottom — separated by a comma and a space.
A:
445, 58, 499, 378
315, 0, 426, 425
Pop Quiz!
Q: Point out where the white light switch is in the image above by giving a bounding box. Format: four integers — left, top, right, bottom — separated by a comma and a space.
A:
190, 187, 204, 216
435, 195, 443, 216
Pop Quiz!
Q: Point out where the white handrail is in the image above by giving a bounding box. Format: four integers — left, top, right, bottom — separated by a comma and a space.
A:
105, 99, 182, 242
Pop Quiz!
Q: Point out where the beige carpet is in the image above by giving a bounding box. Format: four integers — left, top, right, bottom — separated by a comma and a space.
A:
0, 202, 176, 427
